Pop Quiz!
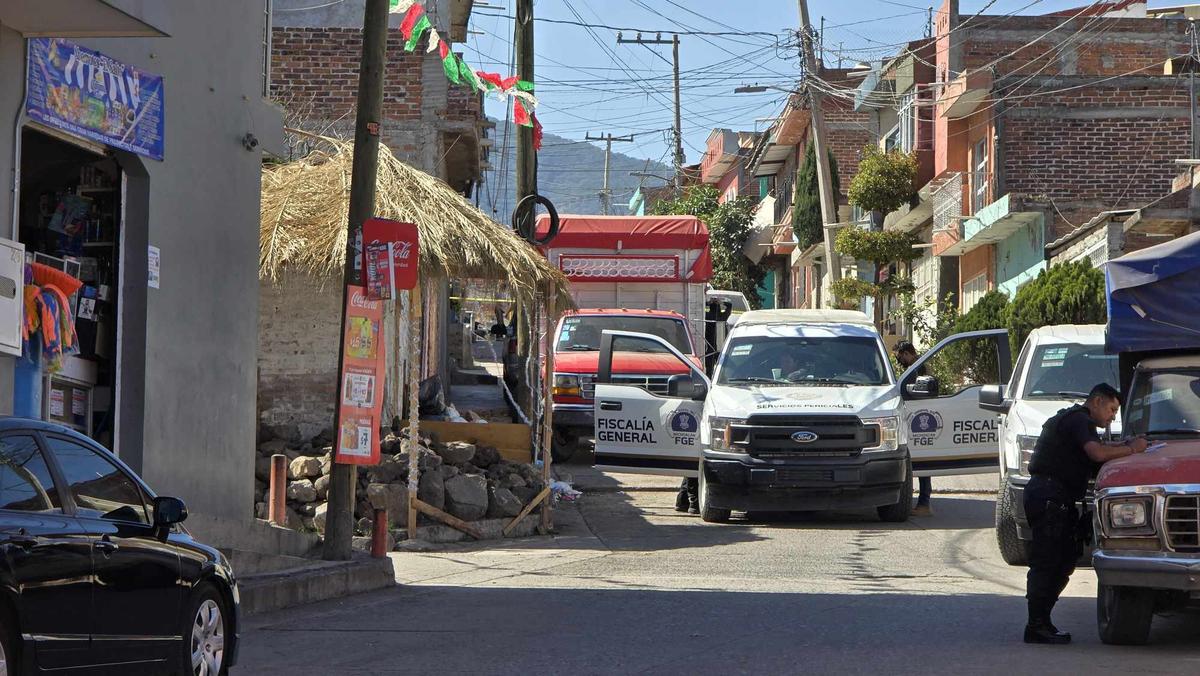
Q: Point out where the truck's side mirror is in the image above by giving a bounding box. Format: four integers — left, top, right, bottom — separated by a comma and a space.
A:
905, 375, 937, 399
978, 383, 1011, 413
668, 374, 708, 400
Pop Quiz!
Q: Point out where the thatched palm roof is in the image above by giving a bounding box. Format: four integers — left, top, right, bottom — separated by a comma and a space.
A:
259, 135, 572, 309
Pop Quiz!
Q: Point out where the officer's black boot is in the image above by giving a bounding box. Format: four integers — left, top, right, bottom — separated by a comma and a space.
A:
675, 480, 689, 513
686, 478, 700, 515
1024, 600, 1071, 644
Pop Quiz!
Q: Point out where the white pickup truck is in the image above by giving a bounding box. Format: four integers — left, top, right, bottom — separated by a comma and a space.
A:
592, 309, 1011, 522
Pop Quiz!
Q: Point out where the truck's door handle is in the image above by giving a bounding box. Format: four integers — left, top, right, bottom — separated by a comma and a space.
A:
4, 529, 36, 550
94, 536, 119, 555
599, 401, 622, 411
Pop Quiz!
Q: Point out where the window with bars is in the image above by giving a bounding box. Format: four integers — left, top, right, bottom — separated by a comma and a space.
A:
971, 138, 989, 214
898, 93, 916, 154
962, 273, 988, 313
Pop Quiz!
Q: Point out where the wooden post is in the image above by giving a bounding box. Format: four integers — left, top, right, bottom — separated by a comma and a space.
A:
540, 285, 556, 532
504, 486, 551, 536
412, 498, 483, 540
268, 454, 288, 526
406, 283, 422, 541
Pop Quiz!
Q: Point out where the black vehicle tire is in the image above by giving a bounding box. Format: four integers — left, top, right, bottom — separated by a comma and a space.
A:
877, 459, 913, 523
181, 583, 231, 676
996, 476, 1032, 566
0, 603, 18, 676
1098, 583, 1155, 646
698, 465, 730, 523
550, 429, 580, 464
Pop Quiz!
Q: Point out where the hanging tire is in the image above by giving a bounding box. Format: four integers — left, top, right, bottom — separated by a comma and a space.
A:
996, 476, 1032, 566
182, 584, 230, 676
1098, 583, 1155, 645
877, 458, 913, 523
698, 464, 730, 523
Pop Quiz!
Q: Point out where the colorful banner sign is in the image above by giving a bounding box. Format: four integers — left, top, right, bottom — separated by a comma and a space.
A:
26, 38, 165, 161
334, 286, 386, 465
363, 218, 419, 300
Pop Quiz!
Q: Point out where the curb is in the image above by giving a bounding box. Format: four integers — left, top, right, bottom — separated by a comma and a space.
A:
239, 556, 396, 615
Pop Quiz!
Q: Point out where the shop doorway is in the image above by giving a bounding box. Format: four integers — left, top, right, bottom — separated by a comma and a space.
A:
16, 127, 121, 448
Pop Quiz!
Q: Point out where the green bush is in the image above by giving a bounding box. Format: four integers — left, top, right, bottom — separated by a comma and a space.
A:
830, 277, 878, 309
847, 146, 919, 215
936, 291, 1010, 394
1008, 260, 1106, 354
792, 141, 840, 249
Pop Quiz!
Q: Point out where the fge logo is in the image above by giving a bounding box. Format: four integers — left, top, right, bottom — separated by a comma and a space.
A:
670, 410, 699, 446
909, 410, 943, 447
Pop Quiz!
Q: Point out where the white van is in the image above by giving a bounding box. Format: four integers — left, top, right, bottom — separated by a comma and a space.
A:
978, 324, 1121, 565
593, 309, 1011, 522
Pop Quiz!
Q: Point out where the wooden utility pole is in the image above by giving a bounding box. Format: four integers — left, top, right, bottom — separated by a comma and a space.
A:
324, 0, 389, 561
513, 0, 536, 414
617, 33, 683, 188
797, 0, 842, 290
586, 132, 634, 215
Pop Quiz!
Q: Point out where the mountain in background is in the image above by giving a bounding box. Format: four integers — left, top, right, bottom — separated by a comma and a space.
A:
476, 118, 673, 222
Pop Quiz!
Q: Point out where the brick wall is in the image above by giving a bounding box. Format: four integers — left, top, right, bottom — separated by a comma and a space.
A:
257, 270, 342, 439
822, 74, 876, 199
271, 27, 425, 124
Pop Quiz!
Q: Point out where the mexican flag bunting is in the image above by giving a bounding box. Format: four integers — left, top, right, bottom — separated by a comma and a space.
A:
426, 27, 441, 53
399, 3, 425, 35
516, 80, 535, 92
459, 60, 482, 91
500, 76, 519, 91
388, 0, 416, 13
532, 114, 543, 151
513, 98, 532, 127
403, 14, 432, 51
510, 90, 538, 108
437, 40, 460, 84
476, 71, 504, 90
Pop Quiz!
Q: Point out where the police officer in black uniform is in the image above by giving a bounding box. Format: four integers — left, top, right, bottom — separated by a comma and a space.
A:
1023, 382, 1146, 644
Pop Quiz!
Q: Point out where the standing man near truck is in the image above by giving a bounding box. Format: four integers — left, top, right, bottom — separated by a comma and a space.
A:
894, 341, 934, 516
1022, 383, 1146, 644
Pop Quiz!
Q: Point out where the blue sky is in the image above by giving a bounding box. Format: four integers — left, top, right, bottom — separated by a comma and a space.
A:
461, 0, 1124, 195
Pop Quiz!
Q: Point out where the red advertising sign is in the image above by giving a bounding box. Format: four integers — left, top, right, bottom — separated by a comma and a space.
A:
363, 218, 419, 300
334, 286, 386, 465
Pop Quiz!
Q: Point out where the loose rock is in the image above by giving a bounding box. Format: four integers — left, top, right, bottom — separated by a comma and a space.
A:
444, 474, 488, 521
255, 455, 273, 481
287, 479, 317, 503
289, 456, 322, 480
254, 502, 267, 519
487, 485, 523, 518
438, 441, 476, 466
367, 483, 409, 528
258, 439, 288, 455
440, 465, 460, 481
473, 445, 501, 469
419, 470, 446, 511
314, 474, 331, 500
313, 502, 328, 532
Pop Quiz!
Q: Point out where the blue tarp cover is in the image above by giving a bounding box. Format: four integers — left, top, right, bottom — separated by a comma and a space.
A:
1106, 230, 1200, 353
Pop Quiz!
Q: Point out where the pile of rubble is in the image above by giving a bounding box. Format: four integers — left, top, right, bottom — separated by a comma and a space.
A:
253, 425, 546, 540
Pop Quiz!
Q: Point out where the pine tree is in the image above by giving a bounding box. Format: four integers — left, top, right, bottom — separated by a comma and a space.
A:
792, 141, 840, 249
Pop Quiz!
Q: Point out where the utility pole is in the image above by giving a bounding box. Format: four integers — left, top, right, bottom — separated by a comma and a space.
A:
324, 0, 388, 561
797, 0, 842, 292
513, 0, 535, 414
586, 132, 634, 214
618, 33, 684, 188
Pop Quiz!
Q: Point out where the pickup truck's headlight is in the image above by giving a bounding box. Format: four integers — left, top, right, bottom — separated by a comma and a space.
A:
1109, 499, 1150, 529
707, 417, 746, 453
552, 373, 582, 397
1017, 435, 1039, 476
863, 416, 899, 452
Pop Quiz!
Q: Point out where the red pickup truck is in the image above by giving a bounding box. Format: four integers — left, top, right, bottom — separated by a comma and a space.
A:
550, 308, 704, 461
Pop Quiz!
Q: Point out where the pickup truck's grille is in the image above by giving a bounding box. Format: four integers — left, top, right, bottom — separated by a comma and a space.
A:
582, 374, 670, 399
736, 415, 877, 457
1165, 495, 1200, 552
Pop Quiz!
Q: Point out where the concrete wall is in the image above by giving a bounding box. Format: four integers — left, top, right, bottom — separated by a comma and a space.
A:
0, 2, 282, 528
995, 218, 1046, 298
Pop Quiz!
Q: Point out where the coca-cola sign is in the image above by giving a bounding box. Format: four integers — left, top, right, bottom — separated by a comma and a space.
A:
362, 218, 420, 299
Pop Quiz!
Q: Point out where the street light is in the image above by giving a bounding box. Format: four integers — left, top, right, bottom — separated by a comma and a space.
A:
733, 84, 798, 94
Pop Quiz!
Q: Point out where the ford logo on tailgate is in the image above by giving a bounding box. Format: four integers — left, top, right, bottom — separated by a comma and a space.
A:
791, 430, 819, 444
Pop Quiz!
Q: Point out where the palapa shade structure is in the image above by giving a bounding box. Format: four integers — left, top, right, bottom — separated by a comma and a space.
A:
258, 134, 572, 310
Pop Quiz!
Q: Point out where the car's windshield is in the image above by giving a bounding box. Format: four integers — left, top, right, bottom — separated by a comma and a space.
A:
717, 335, 889, 386
555, 315, 692, 354
1125, 368, 1200, 438
1021, 344, 1119, 399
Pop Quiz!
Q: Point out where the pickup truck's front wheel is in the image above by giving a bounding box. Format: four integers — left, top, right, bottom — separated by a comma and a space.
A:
1098, 583, 1154, 645
698, 465, 730, 523
877, 459, 912, 523
996, 476, 1031, 566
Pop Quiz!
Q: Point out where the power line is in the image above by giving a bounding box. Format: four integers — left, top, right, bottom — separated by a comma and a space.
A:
471, 10, 781, 40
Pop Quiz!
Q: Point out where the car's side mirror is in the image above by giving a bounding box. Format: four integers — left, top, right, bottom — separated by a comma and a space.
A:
905, 375, 938, 399
979, 383, 1012, 413
153, 496, 189, 527
690, 378, 708, 401
667, 374, 708, 401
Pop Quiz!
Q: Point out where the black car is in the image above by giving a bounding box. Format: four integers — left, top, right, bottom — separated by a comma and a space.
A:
0, 417, 238, 675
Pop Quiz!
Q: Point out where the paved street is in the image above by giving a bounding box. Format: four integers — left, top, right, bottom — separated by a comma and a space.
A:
238, 471, 1200, 675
